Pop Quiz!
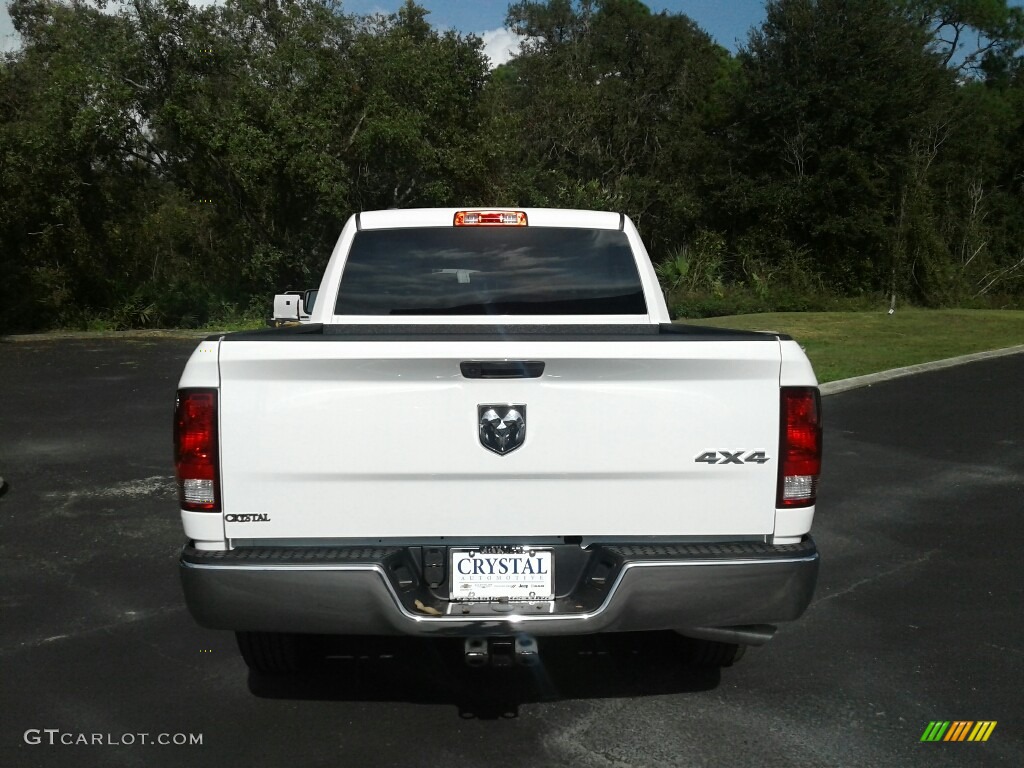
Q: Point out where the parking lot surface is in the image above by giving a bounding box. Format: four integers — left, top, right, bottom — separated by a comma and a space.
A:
0, 338, 1021, 767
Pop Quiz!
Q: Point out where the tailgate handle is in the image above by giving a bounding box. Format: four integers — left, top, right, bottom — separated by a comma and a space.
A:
460, 361, 545, 379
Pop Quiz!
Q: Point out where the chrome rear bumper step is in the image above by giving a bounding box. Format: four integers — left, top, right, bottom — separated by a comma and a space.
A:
180, 539, 818, 638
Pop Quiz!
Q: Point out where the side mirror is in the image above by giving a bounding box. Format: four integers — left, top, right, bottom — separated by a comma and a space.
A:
302, 288, 318, 316
272, 293, 301, 321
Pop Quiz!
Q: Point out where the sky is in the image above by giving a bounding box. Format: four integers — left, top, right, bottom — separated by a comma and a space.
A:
0, 0, 768, 59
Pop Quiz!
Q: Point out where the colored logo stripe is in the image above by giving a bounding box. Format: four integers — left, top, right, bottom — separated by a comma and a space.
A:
944, 721, 973, 741
920, 721, 996, 742
921, 722, 950, 742
968, 722, 997, 742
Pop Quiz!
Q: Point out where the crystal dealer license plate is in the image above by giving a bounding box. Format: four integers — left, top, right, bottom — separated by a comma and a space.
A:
450, 547, 554, 601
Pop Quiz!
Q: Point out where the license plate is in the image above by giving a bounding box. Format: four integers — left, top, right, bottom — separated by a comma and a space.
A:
450, 547, 554, 601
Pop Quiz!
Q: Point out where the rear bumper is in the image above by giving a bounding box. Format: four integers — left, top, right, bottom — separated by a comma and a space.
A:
179, 539, 819, 638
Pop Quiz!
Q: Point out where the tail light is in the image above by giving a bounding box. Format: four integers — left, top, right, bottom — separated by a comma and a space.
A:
174, 389, 219, 511
778, 387, 822, 508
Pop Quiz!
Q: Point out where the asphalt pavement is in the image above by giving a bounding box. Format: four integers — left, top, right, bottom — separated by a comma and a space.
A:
0, 337, 1021, 767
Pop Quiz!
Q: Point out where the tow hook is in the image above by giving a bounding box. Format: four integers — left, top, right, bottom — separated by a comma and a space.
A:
463, 636, 539, 667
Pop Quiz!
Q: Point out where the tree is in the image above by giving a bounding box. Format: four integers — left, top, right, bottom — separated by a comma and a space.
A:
344, 1, 491, 210
1, 0, 160, 329
492, 0, 733, 253
0, 0, 493, 330
728, 0, 958, 299
897, 0, 1024, 73
930, 58, 1024, 301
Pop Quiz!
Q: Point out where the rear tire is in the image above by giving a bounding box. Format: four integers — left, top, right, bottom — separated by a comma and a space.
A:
236, 631, 311, 674
689, 639, 746, 668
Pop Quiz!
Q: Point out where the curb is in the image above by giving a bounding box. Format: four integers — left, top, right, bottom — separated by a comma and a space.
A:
820, 344, 1024, 396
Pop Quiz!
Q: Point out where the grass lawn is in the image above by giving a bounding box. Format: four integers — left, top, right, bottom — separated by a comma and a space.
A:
688, 309, 1024, 383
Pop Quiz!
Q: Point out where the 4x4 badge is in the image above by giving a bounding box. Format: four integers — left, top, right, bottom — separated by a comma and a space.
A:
479, 405, 526, 455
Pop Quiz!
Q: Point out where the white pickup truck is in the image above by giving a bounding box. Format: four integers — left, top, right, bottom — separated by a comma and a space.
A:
175, 208, 822, 673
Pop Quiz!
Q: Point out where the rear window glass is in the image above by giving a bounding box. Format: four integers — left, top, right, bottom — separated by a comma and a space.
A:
333, 227, 647, 316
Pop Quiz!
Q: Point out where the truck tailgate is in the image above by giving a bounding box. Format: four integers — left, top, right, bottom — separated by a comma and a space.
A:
217, 339, 782, 540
